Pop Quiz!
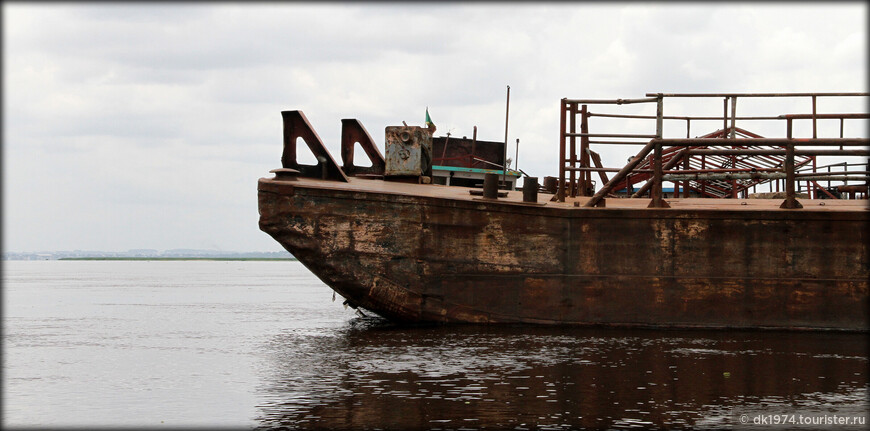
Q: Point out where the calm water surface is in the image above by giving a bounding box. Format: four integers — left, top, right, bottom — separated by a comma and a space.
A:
3, 261, 867, 429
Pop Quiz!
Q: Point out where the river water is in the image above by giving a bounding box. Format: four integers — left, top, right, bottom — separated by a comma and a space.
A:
3, 261, 867, 429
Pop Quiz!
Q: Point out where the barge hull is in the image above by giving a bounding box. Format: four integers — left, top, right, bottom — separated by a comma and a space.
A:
258, 178, 868, 331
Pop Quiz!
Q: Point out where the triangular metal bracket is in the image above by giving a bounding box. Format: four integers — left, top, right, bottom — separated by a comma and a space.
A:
281, 111, 349, 182
341, 119, 385, 177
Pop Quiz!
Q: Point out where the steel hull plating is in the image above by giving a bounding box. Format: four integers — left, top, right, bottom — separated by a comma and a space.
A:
258, 178, 869, 331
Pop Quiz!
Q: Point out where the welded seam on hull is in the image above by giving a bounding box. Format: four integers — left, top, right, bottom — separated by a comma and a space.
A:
437, 273, 869, 283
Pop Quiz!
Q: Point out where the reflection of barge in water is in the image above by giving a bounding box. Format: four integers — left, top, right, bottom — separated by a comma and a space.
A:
258, 92, 869, 331
257, 326, 869, 429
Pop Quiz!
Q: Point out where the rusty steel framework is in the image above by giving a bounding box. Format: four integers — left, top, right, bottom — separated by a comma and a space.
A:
558, 93, 870, 208
608, 127, 816, 199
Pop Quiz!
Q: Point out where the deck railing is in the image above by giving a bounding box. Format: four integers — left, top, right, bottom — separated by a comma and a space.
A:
558, 93, 869, 208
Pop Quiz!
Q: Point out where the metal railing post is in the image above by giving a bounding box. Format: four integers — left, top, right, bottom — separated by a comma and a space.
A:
723, 97, 728, 136
730, 96, 738, 138
569, 102, 577, 197
684, 119, 691, 197
648, 95, 670, 208
580, 104, 590, 196
701, 155, 707, 196
781, 119, 803, 209
558, 99, 567, 202
730, 96, 738, 198
683, 151, 691, 198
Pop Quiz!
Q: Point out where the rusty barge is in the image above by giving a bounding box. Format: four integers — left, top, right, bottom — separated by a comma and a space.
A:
258, 92, 869, 331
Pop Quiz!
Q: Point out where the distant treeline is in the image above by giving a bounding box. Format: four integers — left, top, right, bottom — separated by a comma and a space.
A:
59, 257, 297, 261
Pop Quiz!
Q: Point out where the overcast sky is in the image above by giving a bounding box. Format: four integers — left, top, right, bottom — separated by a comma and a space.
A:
3, 2, 867, 252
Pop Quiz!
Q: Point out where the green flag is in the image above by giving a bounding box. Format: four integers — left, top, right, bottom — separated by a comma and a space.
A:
425, 108, 435, 128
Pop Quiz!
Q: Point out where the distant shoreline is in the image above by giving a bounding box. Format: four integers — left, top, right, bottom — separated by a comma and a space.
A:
58, 257, 297, 261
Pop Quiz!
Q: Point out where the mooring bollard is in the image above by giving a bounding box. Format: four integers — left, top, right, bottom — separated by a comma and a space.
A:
483, 173, 499, 199
543, 176, 558, 194
523, 177, 538, 203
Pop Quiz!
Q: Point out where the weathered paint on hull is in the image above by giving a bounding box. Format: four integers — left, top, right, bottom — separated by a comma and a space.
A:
258, 178, 869, 331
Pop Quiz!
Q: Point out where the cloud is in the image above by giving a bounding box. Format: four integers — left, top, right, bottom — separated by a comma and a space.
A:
3, 2, 867, 252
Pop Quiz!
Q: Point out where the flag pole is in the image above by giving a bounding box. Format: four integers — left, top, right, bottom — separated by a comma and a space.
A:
503, 85, 510, 188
